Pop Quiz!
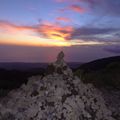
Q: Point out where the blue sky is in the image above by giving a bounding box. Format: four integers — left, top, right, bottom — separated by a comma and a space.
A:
0, 0, 120, 62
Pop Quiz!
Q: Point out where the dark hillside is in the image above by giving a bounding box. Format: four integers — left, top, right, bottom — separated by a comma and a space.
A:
0, 68, 45, 89
78, 56, 120, 71
0, 68, 45, 97
75, 56, 120, 89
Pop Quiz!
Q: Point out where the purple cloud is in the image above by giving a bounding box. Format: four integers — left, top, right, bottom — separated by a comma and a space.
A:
56, 0, 120, 16
71, 27, 118, 36
70, 27, 120, 42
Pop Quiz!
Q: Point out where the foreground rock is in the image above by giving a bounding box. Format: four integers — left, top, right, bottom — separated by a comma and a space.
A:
0, 52, 117, 120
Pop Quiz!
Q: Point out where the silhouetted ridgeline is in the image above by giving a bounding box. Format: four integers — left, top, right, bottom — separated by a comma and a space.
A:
0, 62, 82, 97
0, 62, 82, 70
0, 62, 48, 70
75, 56, 120, 89
78, 56, 120, 71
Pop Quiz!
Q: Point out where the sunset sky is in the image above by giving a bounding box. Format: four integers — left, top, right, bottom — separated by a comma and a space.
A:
0, 0, 120, 62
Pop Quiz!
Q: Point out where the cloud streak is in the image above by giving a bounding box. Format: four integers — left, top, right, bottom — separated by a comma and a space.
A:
0, 20, 35, 33
56, 0, 120, 16
56, 17, 71, 22
59, 4, 85, 14
70, 27, 120, 43
0, 20, 73, 41
69, 5, 85, 13
36, 22, 73, 40
0, 20, 120, 47
71, 27, 120, 37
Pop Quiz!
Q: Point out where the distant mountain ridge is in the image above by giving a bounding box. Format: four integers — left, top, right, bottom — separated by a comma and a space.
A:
77, 56, 120, 71
0, 62, 48, 70
0, 62, 82, 70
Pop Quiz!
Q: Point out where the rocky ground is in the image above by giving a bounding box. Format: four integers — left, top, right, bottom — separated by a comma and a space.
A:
0, 51, 119, 120
100, 88, 120, 119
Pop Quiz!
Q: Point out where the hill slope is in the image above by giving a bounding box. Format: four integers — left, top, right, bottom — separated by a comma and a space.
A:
78, 56, 120, 71
75, 56, 120, 89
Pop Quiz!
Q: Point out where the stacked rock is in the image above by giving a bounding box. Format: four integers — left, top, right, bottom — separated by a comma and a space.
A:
46, 51, 73, 77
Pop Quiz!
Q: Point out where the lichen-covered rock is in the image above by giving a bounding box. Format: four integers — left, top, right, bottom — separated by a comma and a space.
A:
0, 52, 118, 120
0, 74, 116, 120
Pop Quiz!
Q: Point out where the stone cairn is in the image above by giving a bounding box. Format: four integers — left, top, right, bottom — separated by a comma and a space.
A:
46, 51, 73, 77
0, 51, 117, 120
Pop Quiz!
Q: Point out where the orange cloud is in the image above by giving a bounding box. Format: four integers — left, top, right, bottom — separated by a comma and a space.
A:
37, 22, 73, 40
0, 21, 72, 47
0, 20, 34, 33
0, 20, 109, 47
56, 17, 71, 22
0, 21, 73, 41
69, 5, 85, 13
58, 4, 86, 14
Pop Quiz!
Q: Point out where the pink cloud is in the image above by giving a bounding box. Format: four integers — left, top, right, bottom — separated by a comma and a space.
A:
56, 17, 71, 22
0, 20, 34, 33
0, 20, 74, 41
58, 4, 86, 14
69, 5, 85, 13
37, 22, 73, 40
56, 0, 120, 16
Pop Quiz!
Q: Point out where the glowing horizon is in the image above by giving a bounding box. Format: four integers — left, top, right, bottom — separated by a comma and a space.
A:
0, 20, 111, 47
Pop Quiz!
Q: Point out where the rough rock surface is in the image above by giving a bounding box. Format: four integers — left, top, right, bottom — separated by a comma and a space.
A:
100, 88, 120, 119
0, 51, 117, 120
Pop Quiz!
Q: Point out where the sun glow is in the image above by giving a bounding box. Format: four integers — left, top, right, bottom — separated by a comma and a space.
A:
0, 21, 73, 47
0, 21, 107, 47
0, 32, 71, 47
